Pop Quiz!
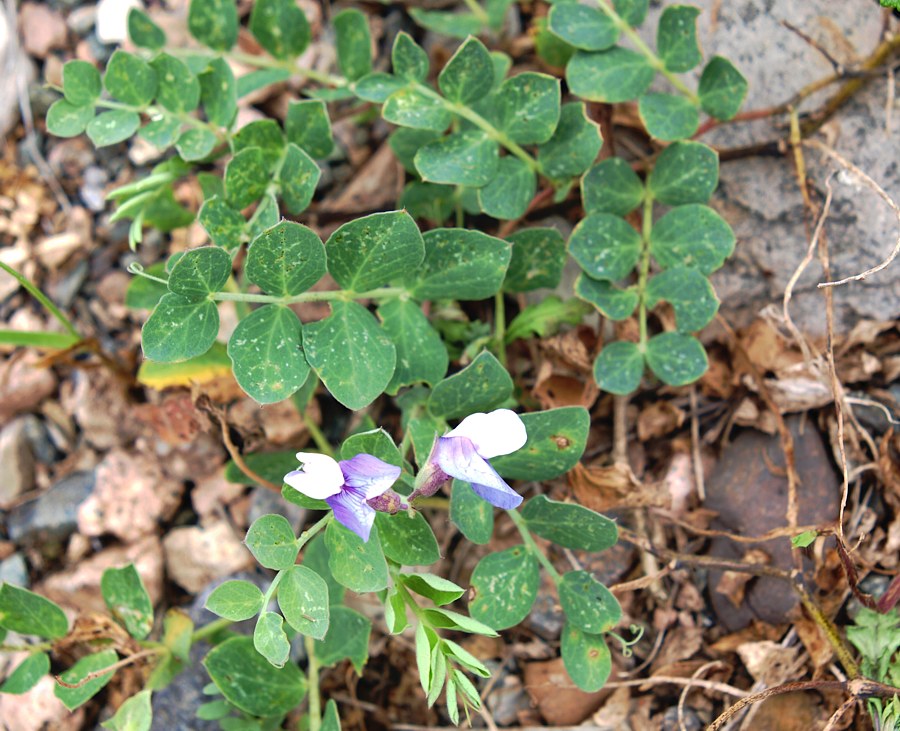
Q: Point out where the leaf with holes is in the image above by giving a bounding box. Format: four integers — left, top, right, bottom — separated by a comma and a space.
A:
492, 407, 589, 481
567, 47, 653, 103
504, 227, 566, 293
569, 212, 641, 282
558, 570, 622, 634
468, 547, 539, 630
582, 157, 644, 216
409, 229, 510, 301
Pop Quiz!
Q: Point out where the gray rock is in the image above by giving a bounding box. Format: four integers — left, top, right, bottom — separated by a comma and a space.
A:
482, 660, 531, 726
79, 165, 108, 212
21, 414, 62, 465
6, 470, 95, 546
0, 417, 37, 508
248, 487, 307, 532
0, 553, 29, 588
66, 5, 96, 35
46, 259, 88, 308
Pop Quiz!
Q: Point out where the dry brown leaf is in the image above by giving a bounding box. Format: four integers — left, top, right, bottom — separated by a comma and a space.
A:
714, 549, 771, 609
637, 400, 685, 441
569, 461, 667, 513
320, 143, 403, 214
736, 640, 801, 683
523, 657, 606, 725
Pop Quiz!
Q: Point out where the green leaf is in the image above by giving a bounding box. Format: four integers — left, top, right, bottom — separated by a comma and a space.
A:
477, 157, 535, 220
334, 9, 372, 81
140, 115, 181, 149
613, 0, 649, 26
0, 584, 68, 639
63, 60, 101, 107
638, 92, 699, 141
46, 100, 94, 138
205, 580, 265, 622
429, 351, 513, 419
104, 50, 158, 106
161, 609, 194, 663
522, 495, 618, 551
562, 625, 612, 692
278, 565, 330, 640
594, 341, 643, 394
199, 58, 237, 127
0, 653, 49, 695
375, 512, 440, 566
698, 56, 748, 121
303, 534, 346, 605
569, 212, 641, 281
504, 228, 566, 293
325, 521, 389, 593
167, 246, 231, 298
246, 221, 325, 296
314, 606, 371, 673
650, 204, 735, 274
198, 196, 245, 249
657, 5, 702, 72
439, 37, 494, 105
142, 294, 218, 362
237, 68, 291, 98
491, 407, 589, 481
481, 72, 561, 147
469, 547, 539, 630
575, 275, 638, 320
248, 193, 279, 238
101, 564, 154, 640
303, 301, 396, 410
226, 450, 304, 488
254, 611, 290, 668
548, 3, 619, 51
279, 143, 320, 215
285, 100, 333, 158
534, 16, 575, 68
401, 573, 465, 606
101, 689, 152, 731
245, 514, 299, 570
409, 228, 510, 300
340, 428, 402, 466
250, 0, 310, 60
645, 266, 719, 331
450, 479, 494, 544
87, 110, 141, 147
558, 571, 621, 634
566, 47, 654, 103
203, 636, 306, 717
175, 128, 217, 161
393, 32, 429, 82
582, 158, 644, 216
409, 9, 482, 39
648, 141, 719, 205
325, 210, 424, 293
383, 87, 452, 132
378, 298, 448, 393
228, 305, 309, 404
55, 649, 118, 711
322, 699, 341, 731
645, 332, 707, 386
354, 73, 405, 103
421, 608, 499, 637
400, 182, 455, 224
188, 0, 238, 51
415, 131, 499, 187
792, 530, 818, 549
390, 128, 442, 172
225, 148, 269, 210
505, 296, 590, 343
233, 120, 285, 169
537, 102, 602, 179
151, 54, 200, 114
128, 8, 166, 49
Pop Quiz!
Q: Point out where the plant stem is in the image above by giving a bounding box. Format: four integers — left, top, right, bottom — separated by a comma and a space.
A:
508, 509, 561, 582
595, 0, 700, 105
0, 262, 80, 338
494, 290, 507, 367
637, 192, 654, 351
304, 635, 322, 731
191, 617, 233, 643
297, 513, 333, 552
90, 97, 225, 139
225, 50, 346, 89
303, 416, 334, 458
461, 0, 490, 24
212, 285, 407, 305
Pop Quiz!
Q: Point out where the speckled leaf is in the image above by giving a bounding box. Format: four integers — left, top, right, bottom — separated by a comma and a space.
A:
232, 120, 285, 169
100, 564, 153, 639
409, 228, 510, 300
355, 73, 406, 103
468, 547, 539, 630
254, 612, 290, 668
278, 565, 330, 640
325, 521, 388, 593
340, 428, 402, 466
428, 351, 513, 419
647, 141, 718, 205
376, 511, 440, 566
415, 131, 499, 187
302, 301, 396, 409
198, 196, 245, 249
0, 584, 68, 639
86, 110, 140, 147
225, 147, 268, 209
199, 58, 237, 127
558, 571, 621, 634
408, 8, 482, 39
285, 100, 333, 158
575, 275, 639, 320
399, 182, 456, 223
566, 47, 654, 103
205, 580, 264, 622
582, 158, 644, 216
128, 8, 165, 49
645, 266, 719, 331
537, 103, 602, 179
393, 32, 429, 82
562, 625, 612, 692
104, 50, 157, 106
450, 479, 494, 544
228, 305, 309, 404
250, 0, 310, 60
522, 495, 618, 551
490, 72, 560, 145
325, 210, 424, 293
594, 340, 643, 395
657, 5, 702, 72
569, 212, 641, 281
548, 3, 619, 51
175, 128, 216, 161
699, 56, 748, 121
649, 204, 735, 274
302, 534, 345, 605
334, 9, 372, 81
0, 653, 49, 695
246, 221, 325, 296
613, 0, 649, 26
47, 100, 94, 138
63, 60, 101, 106
151, 54, 200, 113
491, 407, 589, 481
504, 227, 566, 293
438, 37, 494, 105
645, 332, 707, 386
314, 606, 371, 673
245, 514, 299, 570
378, 298, 448, 393
188, 0, 238, 51
142, 294, 218, 362
638, 92, 699, 140
54, 650, 118, 710
477, 156, 535, 220
383, 87, 452, 131
166, 246, 231, 298
279, 143, 320, 214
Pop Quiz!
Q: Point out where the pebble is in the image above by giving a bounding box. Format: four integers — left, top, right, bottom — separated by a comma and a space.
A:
19, 3, 68, 58
46, 259, 88, 308
66, 6, 97, 36
95, 0, 143, 44
0, 553, 29, 587
6, 470, 95, 546
0, 417, 36, 509
248, 487, 307, 532
79, 165, 109, 212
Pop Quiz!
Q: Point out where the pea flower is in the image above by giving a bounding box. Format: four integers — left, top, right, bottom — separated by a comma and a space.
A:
410, 409, 527, 509
284, 452, 402, 542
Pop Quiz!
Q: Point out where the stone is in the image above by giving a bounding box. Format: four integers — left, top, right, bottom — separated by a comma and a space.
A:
0, 552, 29, 587
0, 417, 36, 509
7, 470, 95, 547
21, 414, 62, 465
95, 0, 143, 44
0, 676, 84, 730
248, 487, 307, 531
0, 355, 57, 424
67, 6, 97, 36
162, 521, 254, 593
19, 3, 67, 58
79, 165, 109, 212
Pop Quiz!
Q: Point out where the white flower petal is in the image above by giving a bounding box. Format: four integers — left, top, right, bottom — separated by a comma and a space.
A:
444, 409, 527, 459
283, 452, 345, 499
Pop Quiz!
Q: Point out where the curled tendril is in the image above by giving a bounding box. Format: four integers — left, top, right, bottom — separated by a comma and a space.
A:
608, 624, 645, 658
127, 261, 169, 286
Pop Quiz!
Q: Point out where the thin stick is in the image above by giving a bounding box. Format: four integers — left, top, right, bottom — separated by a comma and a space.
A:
207, 404, 281, 493
55, 649, 161, 689
689, 386, 706, 501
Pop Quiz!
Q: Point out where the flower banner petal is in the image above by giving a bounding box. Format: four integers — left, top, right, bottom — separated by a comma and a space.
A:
444, 409, 527, 459
284, 452, 345, 499
340, 454, 402, 499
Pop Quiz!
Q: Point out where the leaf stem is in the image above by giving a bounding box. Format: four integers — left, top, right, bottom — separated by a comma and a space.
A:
303, 416, 334, 458
225, 50, 347, 89
296, 513, 333, 552
211, 286, 407, 305
595, 0, 700, 105
507, 509, 561, 582
494, 290, 507, 367
461, 0, 490, 25
0, 262, 80, 338
89, 96, 226, 139
305, 635, 322, 731
637, 192, 654, 350
191, 617, 233, 643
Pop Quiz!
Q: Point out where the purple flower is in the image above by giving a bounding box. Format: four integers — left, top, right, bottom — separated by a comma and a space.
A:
284, 452, 401, 542
411, 409, 527, 509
